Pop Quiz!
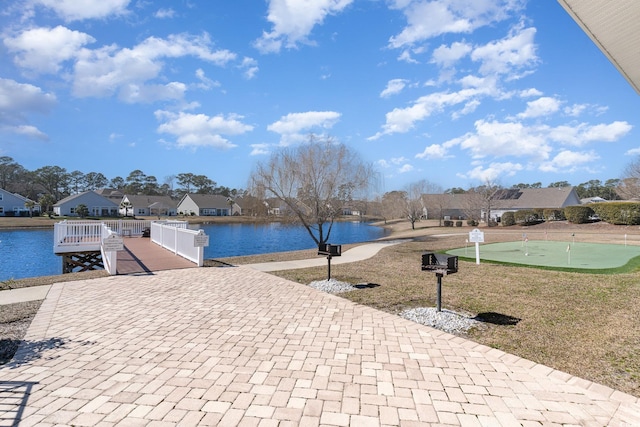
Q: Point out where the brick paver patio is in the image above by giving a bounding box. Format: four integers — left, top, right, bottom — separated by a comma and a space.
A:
1, 266, 639, 426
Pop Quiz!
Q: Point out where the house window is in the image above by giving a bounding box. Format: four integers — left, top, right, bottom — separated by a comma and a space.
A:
0, 193, 3, 200
0, 207, 3, 214
70, 207, 76, 214
137, 209, 145, 215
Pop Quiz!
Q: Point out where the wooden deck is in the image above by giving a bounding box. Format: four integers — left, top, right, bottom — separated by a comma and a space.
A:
117, 237, 197, 275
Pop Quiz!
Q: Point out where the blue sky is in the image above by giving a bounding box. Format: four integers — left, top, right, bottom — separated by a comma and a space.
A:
1, 0, 639, 194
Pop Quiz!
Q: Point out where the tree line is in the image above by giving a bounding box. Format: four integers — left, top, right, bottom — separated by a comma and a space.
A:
0, 156, 244, 206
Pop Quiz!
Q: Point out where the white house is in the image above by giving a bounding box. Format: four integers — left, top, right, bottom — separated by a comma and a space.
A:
177, 194, 240, 216
53, 191, 119, 217
0, 188, 40, 216
119, 195, 177, 217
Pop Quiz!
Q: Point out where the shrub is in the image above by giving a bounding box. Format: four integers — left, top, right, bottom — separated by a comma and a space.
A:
466, 219, 478, 226
501, 211, 515, 226
543, 209, 565, 221
455, 220, 462, 227
443, 220, 453, 227
589, 202, 640, 225
564, 205, 594, 224
514, 209, 540, 225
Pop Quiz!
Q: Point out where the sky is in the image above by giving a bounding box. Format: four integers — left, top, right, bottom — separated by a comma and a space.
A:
1, 0, 639, 195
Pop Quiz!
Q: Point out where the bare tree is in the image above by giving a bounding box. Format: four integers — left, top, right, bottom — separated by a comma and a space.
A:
617, 157, 640, 200
467, 180, 502, 225
380, 190, 407, 223
404, 180, 442, 229
250, 136, 375, 245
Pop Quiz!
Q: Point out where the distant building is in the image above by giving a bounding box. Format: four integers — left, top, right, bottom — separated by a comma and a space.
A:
53, 191, 119, 217
422, 187, 581, 222
0, 188, 41, 216
177, 194, 240, 216
120, 195, 177, 217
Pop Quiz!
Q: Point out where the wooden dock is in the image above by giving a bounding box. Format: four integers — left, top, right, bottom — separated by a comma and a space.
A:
117, 237, 197, 274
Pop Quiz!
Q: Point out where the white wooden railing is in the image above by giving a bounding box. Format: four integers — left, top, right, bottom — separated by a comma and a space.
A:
53, 220, 104, 252
54, 219, 208, 272
100, 224, 119, 275
103, 219, 151, 236
150, 221, 207, 266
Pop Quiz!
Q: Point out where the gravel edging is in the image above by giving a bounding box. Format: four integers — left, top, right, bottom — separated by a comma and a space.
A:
307, 279, 480, 334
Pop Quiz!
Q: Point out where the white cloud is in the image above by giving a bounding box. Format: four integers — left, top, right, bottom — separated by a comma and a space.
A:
194, 69, 219, 90
119, 82, 187, 104
267, 111, 341, 144
0, 78, 56, 139
416, 143, 449, 159
517, 96, 560, 119
250, 143, 270, 156
6, 124, 49, 140
34, 0, 131, 21
465, 161, 523, 182
471, 26, 538, 77
457, 120, 551, 161
388, 0, 524, 49
563, 103, 587, 117
254, 0, 354, 53
155, 110, 253, 149
452, 99, 480, 119
155, 8, 176, 19
398, 164, 414, 173
626, 147, 640, 156
581, 121, 632, 142
380, 79, 408, 98
519, 88, 542, 98
539, 150, 599, 172
431, 41, 472, 67
369, 85, 495, 139
240, 57, 259, 79
72, 33, 236, 100
548, 121, 632, 146
0, 78, 56, 114
397, 50, 419, 64
3, 26, 95, 74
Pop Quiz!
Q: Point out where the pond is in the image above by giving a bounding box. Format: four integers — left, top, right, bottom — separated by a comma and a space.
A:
0, 221, 390, 281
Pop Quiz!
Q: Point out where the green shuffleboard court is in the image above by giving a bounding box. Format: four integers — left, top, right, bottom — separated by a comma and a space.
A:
447, 240, 640, 270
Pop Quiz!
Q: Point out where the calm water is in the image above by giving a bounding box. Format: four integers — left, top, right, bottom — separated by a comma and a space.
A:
0, 221, 389, 281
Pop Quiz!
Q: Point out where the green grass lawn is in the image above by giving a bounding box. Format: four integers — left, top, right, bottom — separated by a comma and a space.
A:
447, 240, 640, 272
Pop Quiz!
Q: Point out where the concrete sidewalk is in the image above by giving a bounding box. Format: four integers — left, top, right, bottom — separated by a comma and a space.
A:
0, 285, 52, 305
243, 240, 404, 272
1, 267, 639, 426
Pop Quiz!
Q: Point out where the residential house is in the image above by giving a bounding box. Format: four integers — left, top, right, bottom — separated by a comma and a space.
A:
177, 194, 240, 216
0, 188, 41, 216
53, 190, 119, 217
119, 195, 177, 217
422, 187, 582, 223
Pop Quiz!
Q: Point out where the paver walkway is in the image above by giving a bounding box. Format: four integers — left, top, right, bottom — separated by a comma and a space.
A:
1, 267, 639, 426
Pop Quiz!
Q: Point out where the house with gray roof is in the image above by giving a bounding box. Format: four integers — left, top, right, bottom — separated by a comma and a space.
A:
53, 191, 119, 217
119, 195, 177, 217
177, 194, 240, 216
0, 188, 40, 216
422, 187, 581, 223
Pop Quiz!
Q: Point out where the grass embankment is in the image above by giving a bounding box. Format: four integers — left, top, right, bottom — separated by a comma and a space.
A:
2, 219, 640, 398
